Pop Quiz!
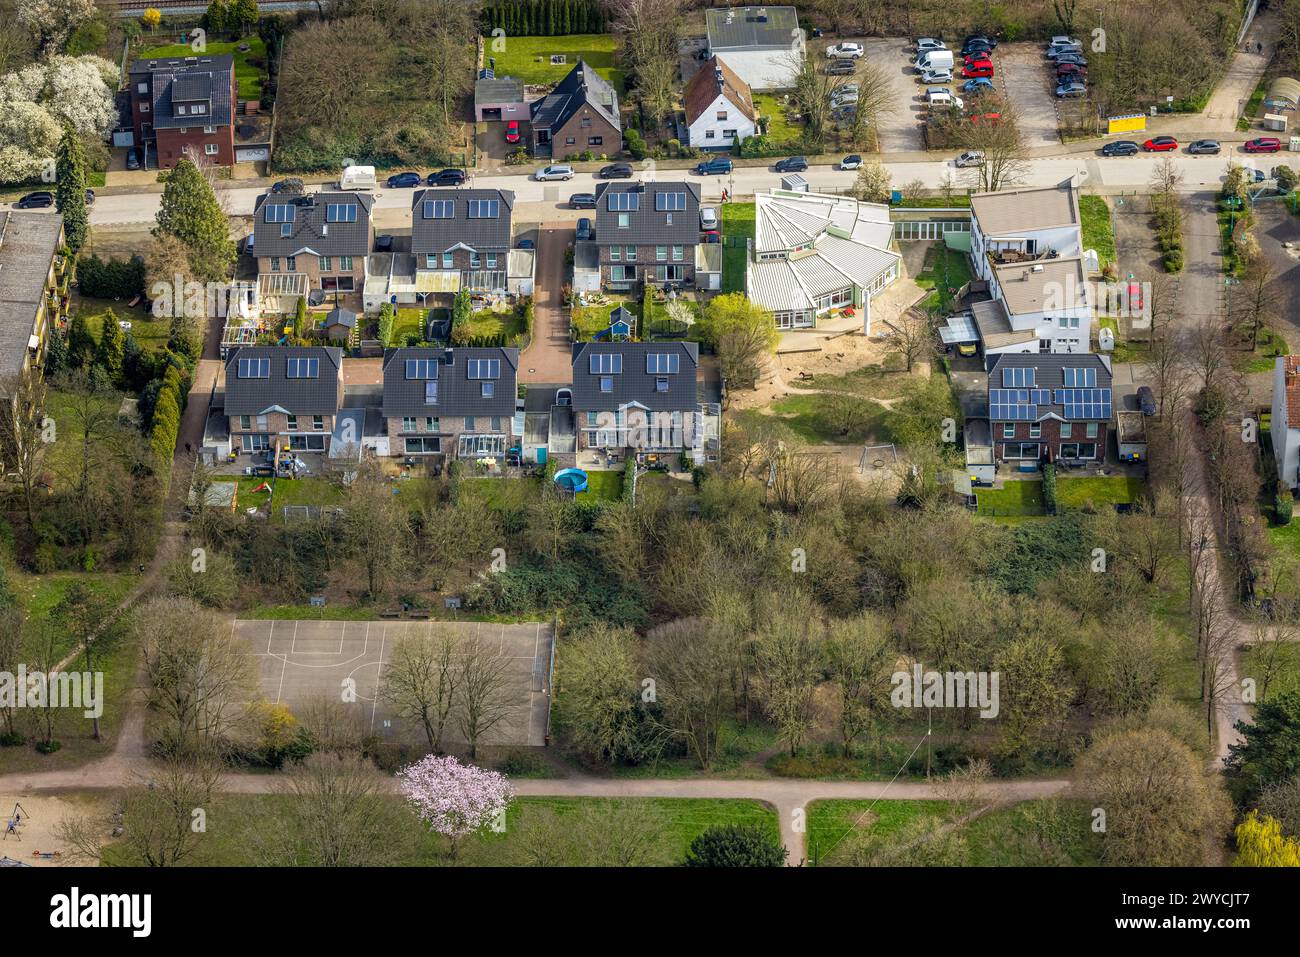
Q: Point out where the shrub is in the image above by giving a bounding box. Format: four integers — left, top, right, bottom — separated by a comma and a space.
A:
683, 824, 786, 867
76, 255, 146, 300
1041, 464, 1058, 515
1276, 484, 1294, 526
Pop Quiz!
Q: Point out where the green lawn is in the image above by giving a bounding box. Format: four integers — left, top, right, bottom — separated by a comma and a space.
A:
138, 38, 268, 100
806, 798, 1101, 866
391, 308, 430, 346
914, 243, 974, 312
236, 476, 345, 512
460, 307, 526, 344
1096, 316, 1148, 363
460, 476, 543, 509
976, 475, 1146, 516
100, 794, 778, 866
753, 92, 804, 143
485, 34, 624, 92
1238, 78, 1269, 131
721, 202, 755, 295
1232, 327, 1289, 375
78, 299, 170, 353
761, 392, 889, 445
1079, 195, 1116, 269
577, 468, 623, 501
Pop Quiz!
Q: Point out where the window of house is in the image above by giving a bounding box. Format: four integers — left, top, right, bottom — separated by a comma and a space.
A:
287, 415, 298, 430
672, 246, 684, 262
618, 213, 630, 228
626, 246, 637, 261
464, 417, 475, 430
1002, 423, 1015, 439
270, 258, 280, 272
402, 417, 417, 432
470, 252, 481, 269
424, 417, 438, 432
588, 137, 602, 146
610, 247, 621, 261
205, 143, 218, 156
140, 103, 149, 112
656, 245, 667, 261
481, 381, 494, 398
177, 105, 188, 115
204, 125, 215, 134
286, 357, 318, 378
716, 111, 728, 121
486, 254, 497, 269
313, 416, 324, 431
1029, 423, 1041, 439
600, 376, 613, 393
405, 436, 440, 454
656, 377, 669, 392
565, 137, 575, 145
1060, 422, 1072, 438
491, 416, 503, 431
705, 130, 716, 139
239, 415, 251, 430
241, 434, 270, 452
467, 359, 500, 379
581, 117, 592, 127
724, 129, 737, 138
319, 257, 332, 271
1086, 422, 1098, 438
237, 357, 269, 378
339, 256, 353, 271
442, 252, 454, 269
137, 82, 148, 94
288, 435, 325, 452
425, 254, 437, 269
654, 265, 684, 281
425, 382, 438, 404
286, 256, 296, 271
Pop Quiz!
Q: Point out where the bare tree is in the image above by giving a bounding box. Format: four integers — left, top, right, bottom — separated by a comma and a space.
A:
342, 458, 411, 596
455, 635, 519, 760
824, 614, 895, 758
0, 367, 50, 530
881, 307, 936, 372
380, 628, 462, 752
1229, 255, 1279, 351
643, 617, 733, 769
54, 369, 120, 548
754, 594, 825, 756
1247, 620, 1300, 702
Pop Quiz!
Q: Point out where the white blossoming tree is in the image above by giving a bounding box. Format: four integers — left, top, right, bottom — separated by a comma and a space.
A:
397, 754, 514, 860
0, 54, 116, 184
17, 0, 98, 57
0, 101, 60, 183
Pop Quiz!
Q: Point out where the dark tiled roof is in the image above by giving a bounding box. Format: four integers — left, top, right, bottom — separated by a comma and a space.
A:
987, 353, 1113, 422
685, 56, 756, 125
381, 347, 519, 419
131, 54, 234, 129
570, 341, 700, 412
252, 191, 374, 259
530, 59, 620, 133
224, 346, 344, 417
594, 181, 701, 247
410, 189, 514, 256
474, 75, 525, 106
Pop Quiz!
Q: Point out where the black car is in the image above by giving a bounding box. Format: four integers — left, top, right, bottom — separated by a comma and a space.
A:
374, 234, 394, 253
125, 147, 141, 171
271, 177, 305, 194
774, 156, 808, 173
961, 40, 994, 57
1188, 139, 1221, 155
575, 217, 594, 241
1136, 386, 1156, 416
1053, 53, 1088, 66
427, 168, 466, 186
386, 171, 422, 188
84, 188, 95, 207
599, 163, 634, 179
1100, 140, 1139, 157
569, 192, 597, 209
826, 59, 856, 76
964, 35, 998, 49
15, 191, 54, 209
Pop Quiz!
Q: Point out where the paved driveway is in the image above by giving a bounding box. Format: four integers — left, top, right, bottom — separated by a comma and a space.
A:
520, 222, 576, 385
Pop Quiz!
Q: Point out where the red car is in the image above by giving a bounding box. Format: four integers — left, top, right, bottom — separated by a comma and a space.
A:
963, 54, 993, 68
1143, 136, 1178, 152
1245, 136, 1281, 153
970, 112, 1002, 124
1055, 62, 1086, 79
504, 120, 520, 144
963, 63, 994, 79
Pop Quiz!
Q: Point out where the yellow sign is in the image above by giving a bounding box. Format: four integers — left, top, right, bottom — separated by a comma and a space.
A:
1107, 113, 1147, 135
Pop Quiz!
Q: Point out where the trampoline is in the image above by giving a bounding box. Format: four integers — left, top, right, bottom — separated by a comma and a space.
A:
553, 468, 588, 493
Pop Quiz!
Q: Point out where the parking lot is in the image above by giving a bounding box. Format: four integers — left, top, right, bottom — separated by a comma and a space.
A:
864, 37, 925, 153
996, 43, 1061, 149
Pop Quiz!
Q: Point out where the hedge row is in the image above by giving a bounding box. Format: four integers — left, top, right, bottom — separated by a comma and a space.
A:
1151, 194, 1184, 273
149, 364, 186, 495
77, 255, 146, 300
480, 0, 608, 37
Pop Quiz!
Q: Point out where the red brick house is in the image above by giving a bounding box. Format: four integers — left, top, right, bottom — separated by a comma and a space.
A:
128, 53, 236, 169
987, 354, 1113, 465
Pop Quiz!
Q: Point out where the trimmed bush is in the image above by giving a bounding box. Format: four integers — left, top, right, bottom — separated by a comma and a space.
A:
1041, 464, 1058, 516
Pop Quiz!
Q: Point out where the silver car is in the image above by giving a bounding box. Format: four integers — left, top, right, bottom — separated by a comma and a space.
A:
920, 69, 953, 84
535, 165, 574, 181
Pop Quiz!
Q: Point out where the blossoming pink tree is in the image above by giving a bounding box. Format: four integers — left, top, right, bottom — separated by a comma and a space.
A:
397, 755, 514, 859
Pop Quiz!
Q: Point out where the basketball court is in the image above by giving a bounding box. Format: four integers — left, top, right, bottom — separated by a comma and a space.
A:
234, 619, 554, 748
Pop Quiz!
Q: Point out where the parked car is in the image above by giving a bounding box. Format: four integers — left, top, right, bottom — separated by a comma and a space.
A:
1100, 140, 1139, 157
831, 92, 859, 107
535, 164, 574, 181
504, 120, 521, 144
702, 230, 721, 244
516, 238, 535, 249
695, 157, 733, 175
599, 162, 634, 179
1055, 62, 1086, 79
125, 147, 141, 171
1053, 53, 1088, 67
374, 234, 394, 253
1126, 279, 1144, 311
964, 34, 998, 50
826, 58, 857, 75
1047, 35, 1081, 49
1055, 81, 1087, 99
1137, 386, 1156, 416
963, 54, 993, 69
699, 205, 719, 230
1188, 139, 1221, 155
242, 233, 255, 255
920, 69, 954, 84
915, 38, 947, 53
84, 188, 95, 207
14, 191, 54, 209
969, 112, 1002, 124
569, 192, 597, 209
928, 89, 964, 109
962, 63, 994, 79
1046, 44, 1083, 59
961, 77, 995, 94
774, 156, 809, 173
840, 154, 863, 170
1143, 136, 1178, 152
428, 168, 466, 186
386, 171, 422, 188
826, 42, 864, 59
1245, 137, 1283, 153
954, 150, 985, 168
575, 218, 593, 241
271, 177, 305, 195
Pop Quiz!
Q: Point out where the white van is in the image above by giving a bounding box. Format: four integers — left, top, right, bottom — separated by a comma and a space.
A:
915, 49, 954, 73
927, 89, 963, 109
339, 165, 377, 191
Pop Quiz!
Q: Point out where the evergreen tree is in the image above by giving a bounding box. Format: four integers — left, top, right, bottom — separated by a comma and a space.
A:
154, 158, 234, 282
204, 0, 229, 35
96, 309, 125, 384
66, 313, 96, 370
55, 126, 90, 253
45, 327, 69, 379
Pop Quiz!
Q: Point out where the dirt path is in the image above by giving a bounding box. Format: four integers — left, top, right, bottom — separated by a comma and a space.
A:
519, 222, 576, 385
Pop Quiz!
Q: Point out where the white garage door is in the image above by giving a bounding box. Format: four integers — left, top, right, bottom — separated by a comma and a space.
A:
236, 146, 270, 162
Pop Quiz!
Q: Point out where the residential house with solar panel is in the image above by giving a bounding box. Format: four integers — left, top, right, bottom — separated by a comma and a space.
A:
570, 341, 707, 461
745, 189, 900, 329
407, 188, 514, 304
593, 182, 702, 291
986, 354, 1113, 467
529, 60, 621, 159
128, 54, 237, 168
967, 179, 1093, 360
252, 191, 374, 315
223, 346, 345, 456
381, 347, 519, 460
1271, 356, 1300, 491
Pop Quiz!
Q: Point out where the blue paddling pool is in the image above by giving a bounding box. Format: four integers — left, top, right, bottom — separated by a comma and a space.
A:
553, 468, 588, 493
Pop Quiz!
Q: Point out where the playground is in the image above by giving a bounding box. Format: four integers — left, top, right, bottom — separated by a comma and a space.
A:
0, 796, 88, 866
235, 618, 554, 748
